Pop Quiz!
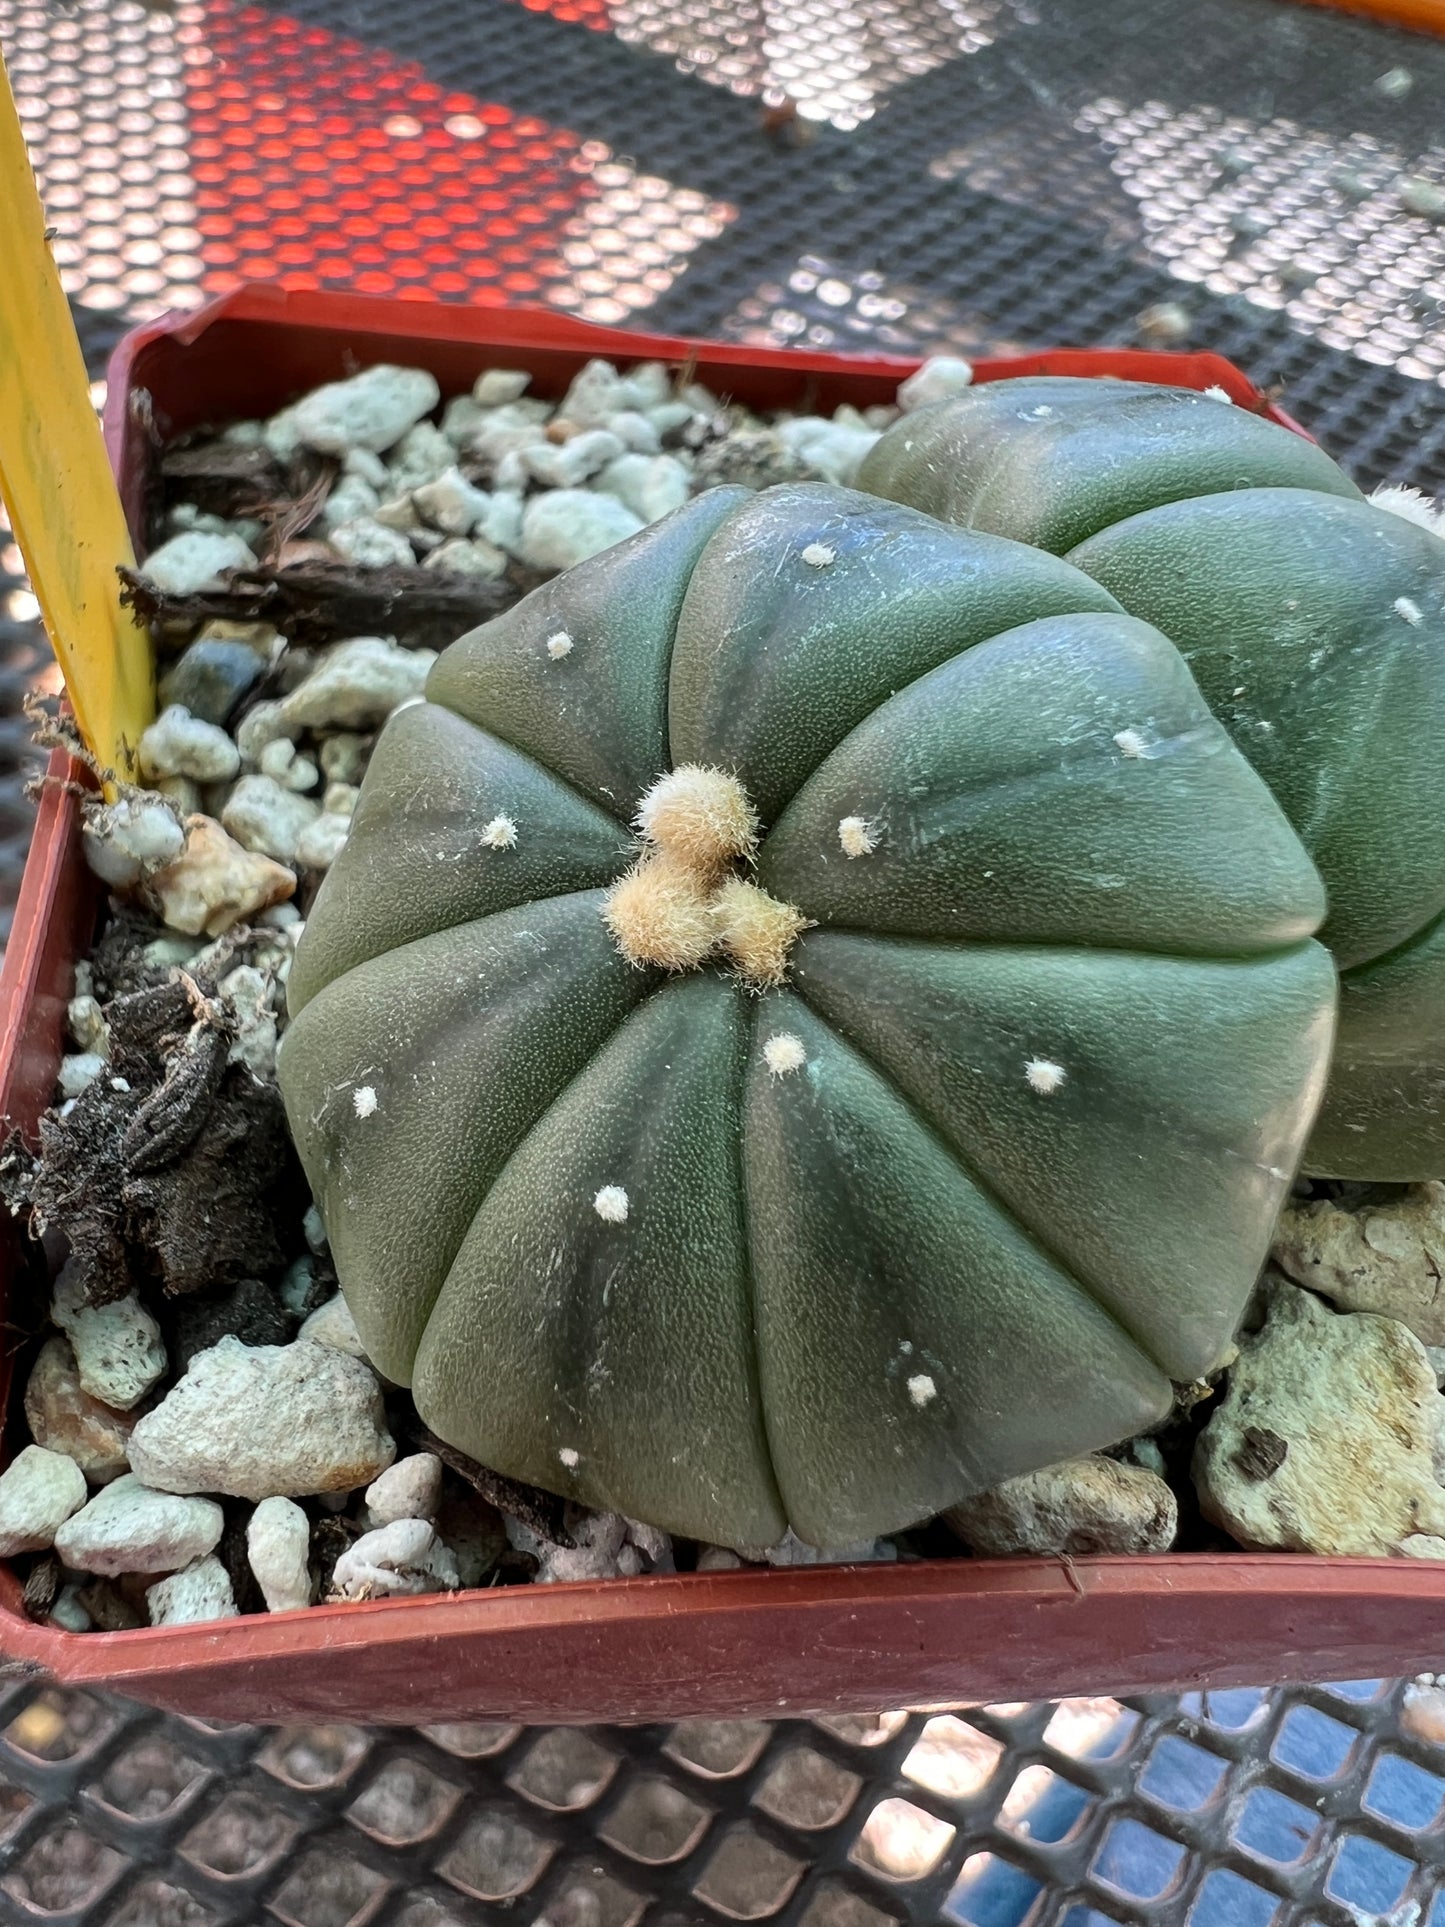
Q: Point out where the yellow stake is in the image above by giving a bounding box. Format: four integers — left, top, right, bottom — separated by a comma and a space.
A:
0, 50, 154, 777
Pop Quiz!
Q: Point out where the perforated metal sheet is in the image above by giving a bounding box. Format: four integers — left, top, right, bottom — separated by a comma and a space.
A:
5, 0, 1445, 1922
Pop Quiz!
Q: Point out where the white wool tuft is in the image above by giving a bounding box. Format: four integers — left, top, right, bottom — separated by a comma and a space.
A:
907, 1374, 937, 1407
838, 815, 878, 858
1113, 728, 1148, 758
1394, 596, 1425, 626
593, 1185, 629, 1224
481, 814, 518, 849
1025, 1058, 1067, 1095
1371, 484, 1443, 534
763, 1032, 808, 1076
801, 542, 836, 568
352, 1086, 378, 1119
546, 630, 574, 660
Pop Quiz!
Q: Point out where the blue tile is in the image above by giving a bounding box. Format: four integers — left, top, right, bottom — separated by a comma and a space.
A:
1188, 1868, 1281, 1927
1091, 1817, 1186, 1900
1180, 1689, 1270, 1732
1364, 1751, 1445, 1832
1232, 1785, 1320, 1866
1138, 1736, 1229, 1813
946, 1853, 1044, 1927
1271, 1706, 1359, 1782
1325, 1832, 1414, 1915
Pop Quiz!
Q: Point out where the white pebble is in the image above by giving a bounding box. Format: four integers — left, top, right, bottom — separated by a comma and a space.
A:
518, 489, 644, 572
480, 489, 525, 554
331, 1518, 460, 1599
328, 517, 417, 570
247, 1496, 313, 1613
777, 416, 880, 485
907, 1373, 938, 1407
366, 1453, 443, 1525
58, 1053, 106, 1099
298, 1295, 371, 1362
1395, 596, 1424, 625
387, 421, 457, 494
473, 368, 531, 406
319, 473, 381, 532
292, 364, 440, 455
235, 699, 295, 764
67, 993, 109, 1057
546, 630, 574, 660
222, 773, 321, 865
801, 542, 836, 568
258, 737, 320, 792
523, 429, 625, 489
594, 1185, 630, 1224
594, 452, 690, 522
304, 1204, 329, 1253
413, 466, 492, 535
898, 355, 975, 411
138, 705, 241, 784
838, 815, 877, 858
141, 531, 257, 596
763, 1033, 807, 1076
605, 409, 662, 453
481, 814, 517, 850
343, 446, 389, 488
81, 793, 185, 888
1025, 1058, 1067, 1094
423, 536, 507, 579
147, 1556, 239, 1626
295, 811, 351, 871
55, 1474, 223, 1575
52, 1273, 166, 1411
279, 636, 435, 731
0, 1446, 88, 1556
128, 1335, 394, 1500
221, 963, 278, 1080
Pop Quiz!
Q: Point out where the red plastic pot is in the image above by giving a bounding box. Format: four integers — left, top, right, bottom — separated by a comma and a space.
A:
0, 285, 1439, 1724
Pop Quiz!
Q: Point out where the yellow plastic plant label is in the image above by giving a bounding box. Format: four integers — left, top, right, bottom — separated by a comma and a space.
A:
0, 51, 154, 777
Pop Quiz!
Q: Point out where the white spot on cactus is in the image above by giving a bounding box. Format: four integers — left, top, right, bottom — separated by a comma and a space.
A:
546, 630, 574, 660
838, 815, 878, 858
763, 1032, 807, 1076
558, 1447, 580, 1469
593, 1185, 629, 1224
1394, 596, 1424, 626
801, 542, 836, 568
1025, 1058, 1067, 1095
1203, 385, 1233, 403
1113, 728, 1147, 758
353, 1086, 378, 1119
481, 814, 518, 849
907, 1374, 937, 1407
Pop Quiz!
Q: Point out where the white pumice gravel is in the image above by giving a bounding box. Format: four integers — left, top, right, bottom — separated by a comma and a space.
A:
298, 1294, 371, 1361
518, 489, 645, 571
51, 1270, 167, 1411
221, 774, 322, 865
147, 1555, 239, 1626
278, 636, 436, 731
128, 1336, 395, 1501
140, 531, 258, 595
366, 1453, 444, 1526
0, 1446, 89, 1557
330, 1518, 460, 1599
54, 1474, 224, 1576
138, 706, 242, 785
291, 364, 441, 455
247, 1496, 314, 1613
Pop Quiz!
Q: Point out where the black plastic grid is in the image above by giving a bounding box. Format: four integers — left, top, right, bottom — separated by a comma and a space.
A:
4, 0, 1445, 1922
1, 1675, 1444, 1927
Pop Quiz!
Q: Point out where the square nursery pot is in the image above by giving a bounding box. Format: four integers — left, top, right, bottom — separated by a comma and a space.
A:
0, 285, 1441, 1725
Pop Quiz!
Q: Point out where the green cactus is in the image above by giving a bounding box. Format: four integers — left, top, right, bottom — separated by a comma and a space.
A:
859, 379, 1445, 1179
279, 484, 1334, 1550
